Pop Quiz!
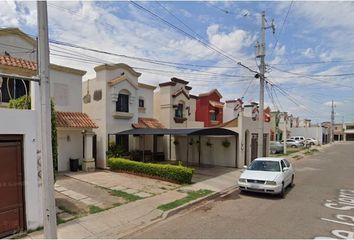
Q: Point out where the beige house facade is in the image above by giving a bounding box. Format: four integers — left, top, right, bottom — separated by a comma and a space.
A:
82, 63, 157, 168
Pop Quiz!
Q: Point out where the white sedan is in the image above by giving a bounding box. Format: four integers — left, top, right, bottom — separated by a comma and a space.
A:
238, 157, 295, 198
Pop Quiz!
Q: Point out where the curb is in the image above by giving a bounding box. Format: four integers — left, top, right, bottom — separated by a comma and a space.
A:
162, 185, 238, 219
119, 186, 238, 238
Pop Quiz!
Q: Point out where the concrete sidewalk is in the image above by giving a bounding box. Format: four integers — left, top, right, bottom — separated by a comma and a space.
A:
27, 168, 241, 239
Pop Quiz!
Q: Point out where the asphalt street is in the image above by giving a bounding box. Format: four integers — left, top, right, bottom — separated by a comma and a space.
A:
129, 142, 354, 239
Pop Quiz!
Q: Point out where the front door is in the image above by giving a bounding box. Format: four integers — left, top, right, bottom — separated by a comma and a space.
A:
251, 134, 258, 161
0, 137, 25, 238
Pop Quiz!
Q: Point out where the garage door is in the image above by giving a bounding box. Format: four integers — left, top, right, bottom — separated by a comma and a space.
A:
346, 134, 354, 141
0, 138, 25, 238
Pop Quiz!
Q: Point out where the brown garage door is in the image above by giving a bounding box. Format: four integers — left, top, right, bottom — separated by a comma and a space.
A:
0, 137, 25, 238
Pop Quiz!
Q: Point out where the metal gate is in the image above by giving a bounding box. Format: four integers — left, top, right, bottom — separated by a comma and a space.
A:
0, 136, 25, 238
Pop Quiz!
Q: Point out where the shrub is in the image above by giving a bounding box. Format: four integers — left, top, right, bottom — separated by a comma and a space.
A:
106, 143, 127, 158
222, 139, 231, 148
9, 95, 31, 109
108, 158, 193, 184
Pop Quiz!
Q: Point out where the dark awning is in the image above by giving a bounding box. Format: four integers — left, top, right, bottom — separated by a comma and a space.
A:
112, 128, 237, 136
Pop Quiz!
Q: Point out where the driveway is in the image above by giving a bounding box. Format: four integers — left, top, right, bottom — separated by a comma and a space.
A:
54, 170, 180, 222
191, 165, 238, 183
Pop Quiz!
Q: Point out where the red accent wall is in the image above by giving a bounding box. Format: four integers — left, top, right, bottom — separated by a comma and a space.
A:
195, 91, 223, 127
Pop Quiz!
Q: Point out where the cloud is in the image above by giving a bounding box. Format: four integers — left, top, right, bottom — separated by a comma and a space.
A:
323, 101, 342, 107
303, 48, 314, 58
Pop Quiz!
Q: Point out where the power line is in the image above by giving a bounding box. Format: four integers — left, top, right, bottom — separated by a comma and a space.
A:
269, 1, 293, 58
271, 65, 354, 78
129, 1, 258, 74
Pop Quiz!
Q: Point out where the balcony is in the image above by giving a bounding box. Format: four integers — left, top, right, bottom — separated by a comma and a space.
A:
112, 111, 134, 119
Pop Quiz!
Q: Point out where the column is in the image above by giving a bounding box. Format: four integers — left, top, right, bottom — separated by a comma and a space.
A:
83, 130, 95, 172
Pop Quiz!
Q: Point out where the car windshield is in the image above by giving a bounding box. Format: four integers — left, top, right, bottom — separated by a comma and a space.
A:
248, 160, 281, 172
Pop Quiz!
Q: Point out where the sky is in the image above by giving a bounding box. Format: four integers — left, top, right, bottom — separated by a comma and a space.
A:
1, 0, 354, 123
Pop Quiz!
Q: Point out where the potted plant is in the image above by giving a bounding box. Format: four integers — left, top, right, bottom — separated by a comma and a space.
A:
222, 139, 231, 148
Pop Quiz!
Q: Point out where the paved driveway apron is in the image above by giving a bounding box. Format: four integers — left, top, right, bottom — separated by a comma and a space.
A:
129, 142, 354, 239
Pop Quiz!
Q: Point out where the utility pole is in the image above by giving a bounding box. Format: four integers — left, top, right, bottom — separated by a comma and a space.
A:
256, 11, 274, 157
283, 112, 287, 154
37, 1, 57, 238
331, 100, 335, 143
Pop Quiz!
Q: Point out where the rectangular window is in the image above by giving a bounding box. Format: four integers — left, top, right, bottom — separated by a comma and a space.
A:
139, 99, 144, 108
210, 109, 219, 121
116, 94, 129, 112
0, 78, 30, 103
175, 104, 184, 118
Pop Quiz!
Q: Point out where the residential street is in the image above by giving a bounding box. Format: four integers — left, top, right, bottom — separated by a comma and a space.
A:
129, 143, 354, 239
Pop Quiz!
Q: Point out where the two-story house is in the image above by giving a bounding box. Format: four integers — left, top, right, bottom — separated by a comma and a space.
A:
82, 63, 157, 168
154, 77, 204, 129
0, 28, 97, 235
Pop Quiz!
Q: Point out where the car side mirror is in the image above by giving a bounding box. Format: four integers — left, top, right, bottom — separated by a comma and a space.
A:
283, 167, 289, 172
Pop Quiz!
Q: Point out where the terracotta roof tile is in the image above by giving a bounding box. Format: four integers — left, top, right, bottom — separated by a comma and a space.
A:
56, 112, 98, 129
0, 55, 37, 71
132, 117, 165, 129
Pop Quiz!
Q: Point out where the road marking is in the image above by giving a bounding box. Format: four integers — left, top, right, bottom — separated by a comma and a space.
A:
320, 218, 354, 227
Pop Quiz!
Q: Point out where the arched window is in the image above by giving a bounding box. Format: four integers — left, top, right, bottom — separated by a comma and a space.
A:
116, 89, 130, 112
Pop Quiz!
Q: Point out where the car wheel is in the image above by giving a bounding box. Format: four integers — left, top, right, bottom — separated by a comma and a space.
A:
290, 175, 294, 188
291, 145, 297, 148
279, 183, 285, 198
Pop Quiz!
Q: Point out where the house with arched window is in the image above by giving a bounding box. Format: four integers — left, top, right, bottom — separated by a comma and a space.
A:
82, 63, 157, 168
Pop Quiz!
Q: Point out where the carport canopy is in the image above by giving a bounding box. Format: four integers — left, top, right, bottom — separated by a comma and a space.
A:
113, 127, 237, 136
111, 127, 238, 166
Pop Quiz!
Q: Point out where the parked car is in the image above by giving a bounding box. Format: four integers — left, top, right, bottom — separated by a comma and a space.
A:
305, 138, 318, 146
290, 136, 306, 144
281, 139, 303, 148
270, 141, 284, 154
238, 157, 295, 198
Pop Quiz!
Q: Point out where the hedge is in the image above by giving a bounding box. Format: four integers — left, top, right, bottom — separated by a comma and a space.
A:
108, 158, 194, 184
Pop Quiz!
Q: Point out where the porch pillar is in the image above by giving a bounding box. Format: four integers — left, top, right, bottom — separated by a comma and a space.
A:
198, 136, 201, 166
186, 135, 189, 165
83, 130, 95, 172
169, 135, 172, 161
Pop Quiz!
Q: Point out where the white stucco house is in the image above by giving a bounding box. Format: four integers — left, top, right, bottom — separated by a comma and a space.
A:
0, 28, 97, 235
82, 63, 158, 168
223, 99, 271, 166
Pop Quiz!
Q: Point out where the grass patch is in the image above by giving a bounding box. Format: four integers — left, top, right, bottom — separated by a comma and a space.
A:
89, 205, 104, 214
57, 205, 78, 215
110, 190, 143, 202
157, 189, 213, 211
27, 226, 44, 234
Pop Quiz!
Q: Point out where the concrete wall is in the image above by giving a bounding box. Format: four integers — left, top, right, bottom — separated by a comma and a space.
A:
137, 86, 154, 118
173, 135, 237, 167
50, 69, 83, 112
83, 78, 107, 168
0, 109, 42, 230
57, 129, 84, 171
